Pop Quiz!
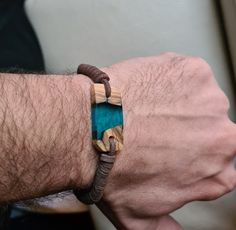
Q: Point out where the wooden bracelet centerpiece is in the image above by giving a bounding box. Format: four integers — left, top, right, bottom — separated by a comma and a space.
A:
91, 83, 123, 152
74, 64, 123, 204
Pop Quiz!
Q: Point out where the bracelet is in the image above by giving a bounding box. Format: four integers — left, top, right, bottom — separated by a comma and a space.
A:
73, 64, 123, 205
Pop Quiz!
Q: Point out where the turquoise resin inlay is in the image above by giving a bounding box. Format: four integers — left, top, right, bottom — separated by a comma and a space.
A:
92, 103, 123, 140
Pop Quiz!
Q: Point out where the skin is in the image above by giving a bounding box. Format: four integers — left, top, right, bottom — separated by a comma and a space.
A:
97, 53, 236, 229
0, 74, 97, 202
0, 53, 235, 229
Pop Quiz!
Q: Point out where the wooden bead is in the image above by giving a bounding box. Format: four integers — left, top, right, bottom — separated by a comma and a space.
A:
103, 126, 123, 151
109, 87, 122, 106
92, 140, 107, 152
91, 84, 105, 104
93, 125, 123, 152
91, 84, 122, 106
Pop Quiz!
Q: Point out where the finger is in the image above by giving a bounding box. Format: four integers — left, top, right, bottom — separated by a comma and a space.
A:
214, 163, 236, 191
227, 120, 236, 157
123, 215, 183, 230
154, 215, 183, 230
209, 162, 236, 200
233, 122, 236, 155
216, 120, 236, 159
187, 161, 236, 202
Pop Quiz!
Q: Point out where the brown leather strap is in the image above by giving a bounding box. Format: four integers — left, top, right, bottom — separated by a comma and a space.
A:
74, 138, 116, 204
74, 64, 117, 204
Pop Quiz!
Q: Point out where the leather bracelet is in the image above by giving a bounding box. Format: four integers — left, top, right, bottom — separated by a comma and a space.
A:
73, 64, 123, 205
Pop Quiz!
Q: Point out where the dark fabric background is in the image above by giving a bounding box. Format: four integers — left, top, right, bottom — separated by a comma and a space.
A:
0, 0, 44, 73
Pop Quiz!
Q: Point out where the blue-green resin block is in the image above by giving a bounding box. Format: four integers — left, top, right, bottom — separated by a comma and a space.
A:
92, 103, 123, 140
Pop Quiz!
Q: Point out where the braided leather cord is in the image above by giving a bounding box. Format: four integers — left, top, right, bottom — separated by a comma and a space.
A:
77, 64, 111, 98
74, 64, 117, 204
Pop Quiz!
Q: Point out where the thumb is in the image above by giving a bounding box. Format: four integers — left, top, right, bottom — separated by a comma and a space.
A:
155, 215, 183, 230
97, 201, 182, 230
117, 215, 182, 230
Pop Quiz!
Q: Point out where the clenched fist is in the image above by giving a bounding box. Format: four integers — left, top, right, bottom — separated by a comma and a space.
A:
97, 53, 236, 229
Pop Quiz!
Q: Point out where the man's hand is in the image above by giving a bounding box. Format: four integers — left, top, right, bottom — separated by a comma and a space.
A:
97, 53, 236, 229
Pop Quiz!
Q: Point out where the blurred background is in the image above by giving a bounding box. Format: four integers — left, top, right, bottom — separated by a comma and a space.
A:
0, 0, 236, 229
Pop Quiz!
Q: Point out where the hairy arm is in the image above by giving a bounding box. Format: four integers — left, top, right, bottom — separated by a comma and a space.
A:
0, 73, 97, 204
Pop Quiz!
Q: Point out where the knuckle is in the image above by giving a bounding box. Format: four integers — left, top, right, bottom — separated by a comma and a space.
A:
224, 128, 236, 155
226, 180, 235, 192
188, 57, 214, 81
222, 173, 235, 188
215, 90, 230, 113
220, 178, 235, 193
233, 127, 236, 151
190, 57, 211, 71
232, 123, 236, 137
215, 174, 236, 196
221, 95, 230, 113
193, 166, 236, 202
207, 131, 233, 159
196, 187, 224, 201
202, 183, 233, 201
206, 187, 227, 200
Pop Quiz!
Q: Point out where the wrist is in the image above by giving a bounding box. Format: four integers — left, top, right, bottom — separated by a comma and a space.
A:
69, 76, 98, 189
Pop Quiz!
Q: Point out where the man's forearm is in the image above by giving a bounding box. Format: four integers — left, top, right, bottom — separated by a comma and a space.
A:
0, 73, 97, 204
